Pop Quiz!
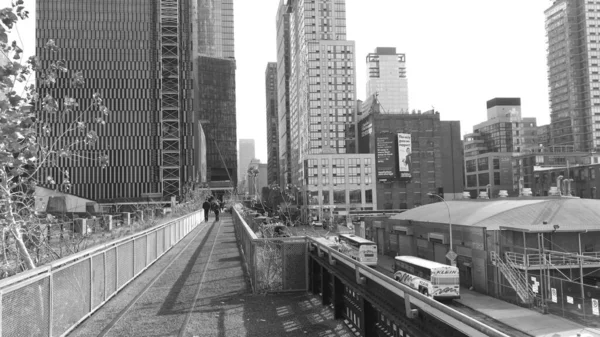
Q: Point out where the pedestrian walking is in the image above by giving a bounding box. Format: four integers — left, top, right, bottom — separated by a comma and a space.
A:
202, 198, 211, 222
212, 200, 221, 221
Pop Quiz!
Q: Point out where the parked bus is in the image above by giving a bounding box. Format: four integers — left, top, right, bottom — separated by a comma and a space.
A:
337, 234, 378, 267
393, 256, 460, 300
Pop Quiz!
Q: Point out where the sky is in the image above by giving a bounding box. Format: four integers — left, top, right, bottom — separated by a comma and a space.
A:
235, 0, 551, 162
5, 0, 551, 164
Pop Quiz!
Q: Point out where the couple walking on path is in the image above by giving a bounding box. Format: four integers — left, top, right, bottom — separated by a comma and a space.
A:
202, 197, 221, 222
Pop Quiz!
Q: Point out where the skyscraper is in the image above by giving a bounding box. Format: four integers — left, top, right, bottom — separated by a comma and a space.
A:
265, 63, 280, 185
276, 0, 292, 187
546, 0, 600, 152
278, 0, 357, 186
366, 47, 409, 113
197, 0, 235, 59
238, 139, 255, 187
36, 0, 196, 202
195, 0, 237, 186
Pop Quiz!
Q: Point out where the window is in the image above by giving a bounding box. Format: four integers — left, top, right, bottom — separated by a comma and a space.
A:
333, 158, 344, 167
322, 190, 330, 204
478, 173, 489, 186
493, 158, 500, 170
334, 190, 346, 204
591, 168, 596, 180
349, 189, 361, 204
364, 158, 371, 166
477, 157, 489, 171
365, 189, 373, 203
467, 174, 477, 187
466, 160, 476, 173
494, 172, 500, 185
308, 191, 319, 205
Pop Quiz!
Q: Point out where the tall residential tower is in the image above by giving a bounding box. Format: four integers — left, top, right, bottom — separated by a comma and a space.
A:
366, 47, 409, 113
546, 0, 600, 152
278, 0, 357, 186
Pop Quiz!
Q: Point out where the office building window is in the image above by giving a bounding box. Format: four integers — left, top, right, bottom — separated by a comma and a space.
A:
493, 158, 500, 170
466, 160, 476, 173
365, 189, 373, 203
349, 189, 361, 204
322, 190, 330, 204
334, 190, 346, 204
477, 157, 489, 171
478, 173, 489, 186
494, 172, 500, 185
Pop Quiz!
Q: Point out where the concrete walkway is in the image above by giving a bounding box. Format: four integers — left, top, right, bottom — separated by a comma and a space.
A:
377, 253, 600, 337
70, 215, 353, 337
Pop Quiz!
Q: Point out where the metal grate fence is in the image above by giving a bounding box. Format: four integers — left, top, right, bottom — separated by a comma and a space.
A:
0, 210, 203, 337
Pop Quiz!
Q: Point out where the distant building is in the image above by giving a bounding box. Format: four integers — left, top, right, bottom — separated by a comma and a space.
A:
303, 153, 377, 223
238, 139, 255, 189
358, 98, 463, 208
366, 47, 409, 113
276, 0, 292, 187
197, 0, 235, 59
265, 62, 280, 186
535, 124, 551, 148
530, 155, 600, 197
463, 98, 538, 197
546, 0, 600, 152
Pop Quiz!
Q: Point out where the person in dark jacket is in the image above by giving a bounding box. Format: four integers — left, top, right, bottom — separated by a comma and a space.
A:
212, 200, 221, 221
202, 198, 211, 222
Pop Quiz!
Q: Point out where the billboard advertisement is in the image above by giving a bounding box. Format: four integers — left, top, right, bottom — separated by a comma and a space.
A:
376, 133, 397, 180
397, 133, 412, 180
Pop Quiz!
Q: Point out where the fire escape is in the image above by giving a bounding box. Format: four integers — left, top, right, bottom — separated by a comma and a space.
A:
159, 0, 182, 198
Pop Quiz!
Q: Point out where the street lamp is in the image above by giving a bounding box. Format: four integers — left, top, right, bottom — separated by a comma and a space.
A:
427, 193, 456, 266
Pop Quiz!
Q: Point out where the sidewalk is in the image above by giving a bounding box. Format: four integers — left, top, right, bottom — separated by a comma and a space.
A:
377, 254, 600, 337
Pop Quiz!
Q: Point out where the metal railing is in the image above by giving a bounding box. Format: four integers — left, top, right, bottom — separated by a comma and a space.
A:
0, 210, 203, 337
506, 251, 600, 268
493, 252, 534, 304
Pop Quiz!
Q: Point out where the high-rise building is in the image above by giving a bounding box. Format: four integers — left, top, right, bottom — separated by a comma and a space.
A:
196, 57, 237, 184
366, 47, 409, 113
197, 0, 235, 59
238, 139, 255, 188
36, 0, 197, 202
276, 0, 292, 187
265, 62, 280, 186
194, 0, 237, 186
279, 0, 357, 187
546, 0, 600, 152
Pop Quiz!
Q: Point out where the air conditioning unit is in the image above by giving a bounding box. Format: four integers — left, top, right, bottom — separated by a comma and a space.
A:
428, 232, 449, 244
392, 225, 414, 236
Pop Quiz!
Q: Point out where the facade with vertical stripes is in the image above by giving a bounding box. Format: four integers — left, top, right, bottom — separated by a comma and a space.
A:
36, 0, 197, 202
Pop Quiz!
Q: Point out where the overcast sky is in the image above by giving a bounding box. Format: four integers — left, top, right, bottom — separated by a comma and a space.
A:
236, 0, 551, 162
6, 0, 551, 164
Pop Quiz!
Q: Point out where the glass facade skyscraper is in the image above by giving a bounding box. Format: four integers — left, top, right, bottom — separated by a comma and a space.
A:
279, 0, 357, 186
265, 63, 280, 185
546, 0, 600, 151
197, 0, 235, 59
36, 0, 196, 202
277, 0, 292, 187
366, 47, 409, 113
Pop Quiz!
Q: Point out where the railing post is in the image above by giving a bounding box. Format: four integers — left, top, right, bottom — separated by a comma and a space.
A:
89, 257, 93, 312
48, 272, 53, 337
103, 251, 107, 301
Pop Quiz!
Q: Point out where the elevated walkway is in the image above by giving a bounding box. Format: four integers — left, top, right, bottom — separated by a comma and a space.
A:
70, 215, 352, 337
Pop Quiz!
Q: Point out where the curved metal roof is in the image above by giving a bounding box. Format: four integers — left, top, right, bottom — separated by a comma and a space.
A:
390, 198, 600, 232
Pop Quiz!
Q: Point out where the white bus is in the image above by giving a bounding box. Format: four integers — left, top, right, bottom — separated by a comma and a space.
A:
393, 256, 460, 300
337, 234, 378, 267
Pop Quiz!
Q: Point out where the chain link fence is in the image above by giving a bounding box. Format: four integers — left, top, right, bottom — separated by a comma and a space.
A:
232, 207, 307, 293
0, 210, 203, 337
